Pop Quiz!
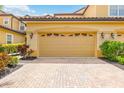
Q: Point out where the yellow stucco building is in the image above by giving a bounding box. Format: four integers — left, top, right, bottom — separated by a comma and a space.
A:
1, 5, 124, 57
0, 10, 26, 44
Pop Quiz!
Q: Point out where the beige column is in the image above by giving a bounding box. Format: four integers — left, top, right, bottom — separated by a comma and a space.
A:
27, 31, 39, 57
96, 30, 117, 57
95, 32, 102, 57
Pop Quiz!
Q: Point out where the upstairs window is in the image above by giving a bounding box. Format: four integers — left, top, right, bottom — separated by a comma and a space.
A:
6, 34, 13, 44
19, 22, 26, 31
110, 5, 118, 16
119, 5, 124, 16
3, 18, 10, 27
109, 5, 124, 16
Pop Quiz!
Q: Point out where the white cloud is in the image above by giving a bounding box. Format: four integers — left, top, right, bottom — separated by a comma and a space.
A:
42, 13, 54, 16
3, 5, 36, 16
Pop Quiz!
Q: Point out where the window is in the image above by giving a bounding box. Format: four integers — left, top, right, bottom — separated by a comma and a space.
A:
110, 5, 118, 16
19, 22, 26, 31
109, 5, 124, 16
119, 5, 124, 16
6, 34, 13, 44
3, 18, 10, 27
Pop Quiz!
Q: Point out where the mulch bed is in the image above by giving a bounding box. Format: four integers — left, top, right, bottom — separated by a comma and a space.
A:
0, 65, 23, 79
99, 57, 124, 70
20, 56, 37, 61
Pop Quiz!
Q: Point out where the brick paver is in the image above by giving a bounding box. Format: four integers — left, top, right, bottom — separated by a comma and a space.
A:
0, 58, 124, 88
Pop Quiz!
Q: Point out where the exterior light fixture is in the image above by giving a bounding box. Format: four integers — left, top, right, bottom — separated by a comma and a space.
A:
111, 33, 115, 39
101, 32, 104, 39
30, 32, 33, 39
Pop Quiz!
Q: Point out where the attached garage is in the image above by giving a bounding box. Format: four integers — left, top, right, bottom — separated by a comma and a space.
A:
39, 32, 96, 57
116, 33, 124, 42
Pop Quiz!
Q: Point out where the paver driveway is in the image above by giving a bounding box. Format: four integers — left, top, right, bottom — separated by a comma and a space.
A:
0, 58, 124, 88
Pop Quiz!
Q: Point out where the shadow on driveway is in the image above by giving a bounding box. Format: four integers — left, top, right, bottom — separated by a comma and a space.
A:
99, 58, 124, 70
21, 57, 108, 64
21, 57, 124, 70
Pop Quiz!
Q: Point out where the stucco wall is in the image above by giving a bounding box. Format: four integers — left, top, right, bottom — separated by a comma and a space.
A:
83, 5, 109, 17
25, 21, 124, 57
26, 21, 124, 33
12, 17, 20, 31
0, 16, 12, 28
26, 32, 39, 56
84, 5, 96, 17
0, 15, 23, 31
54, 5, 109, 18
0, 27, 25, 44
96, 5, 109, 17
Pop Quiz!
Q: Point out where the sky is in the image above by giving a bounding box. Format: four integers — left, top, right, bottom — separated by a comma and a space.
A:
3, 5, 85, 16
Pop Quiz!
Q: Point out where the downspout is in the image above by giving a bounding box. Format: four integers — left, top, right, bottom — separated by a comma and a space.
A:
11, 16, 13, 29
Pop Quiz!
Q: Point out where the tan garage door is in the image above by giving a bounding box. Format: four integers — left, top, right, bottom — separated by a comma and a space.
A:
39, 33, 96, 57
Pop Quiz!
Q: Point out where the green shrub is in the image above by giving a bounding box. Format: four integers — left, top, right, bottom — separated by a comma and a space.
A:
116, 56, 124, 65
100, 41, 124, 61
9, 56, 19, 66
0, 45, 5, 53
2, 43, 24, 54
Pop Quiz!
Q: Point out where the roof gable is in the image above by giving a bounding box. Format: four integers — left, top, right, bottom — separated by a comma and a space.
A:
73, 7, 86, 14
0, 10, 6, 14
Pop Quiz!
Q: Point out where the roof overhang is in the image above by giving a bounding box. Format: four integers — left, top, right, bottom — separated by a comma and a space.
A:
20, 17, 124, 22
0, 25, 25, 35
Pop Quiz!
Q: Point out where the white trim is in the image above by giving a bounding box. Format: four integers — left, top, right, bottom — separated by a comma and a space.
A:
6, 33, 14, 44
3, 18, 10, 27
118, 5, 124, 17
19, 22, 26, 31
108, 5, 118, 17
19, 22, 21, 30
108, 5, 110, 17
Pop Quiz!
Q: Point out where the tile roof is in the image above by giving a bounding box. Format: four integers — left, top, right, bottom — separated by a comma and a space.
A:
54, 13, 83, 15
0, 25, 25, 35
20, 17, 124, 21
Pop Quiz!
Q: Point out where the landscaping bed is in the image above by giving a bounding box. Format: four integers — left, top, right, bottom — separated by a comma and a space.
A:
0, 64, 23, 79
20, 56, 37, 60
18, 44, 37, 60
0, 43, 24, 79
100, 41, 124, 65
0, 43, 37, 79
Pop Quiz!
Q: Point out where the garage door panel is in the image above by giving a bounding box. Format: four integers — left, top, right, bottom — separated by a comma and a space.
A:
39, 33, 96, 57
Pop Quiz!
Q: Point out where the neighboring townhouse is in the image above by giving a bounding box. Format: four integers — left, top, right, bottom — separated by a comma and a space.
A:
54, 6, 87, 18
54, 5, 124, 18
0, 10, 26, 44
18, 5, 124, 57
